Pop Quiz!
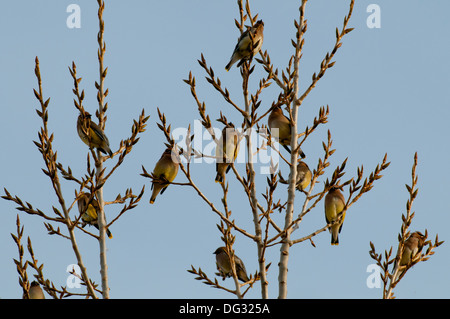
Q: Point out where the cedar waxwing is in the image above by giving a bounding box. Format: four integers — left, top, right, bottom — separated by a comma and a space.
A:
392, 231, 426, 280
225, 20, 264, 71
149, 148, 179, 204
77, 193, 113, 239
296, 161, 312, 192
28, 281, 45, 299
324, 187, 346, 245
268, 106, 305, 157
214, 247, 250, 283
399, 231, 426, 267
77, 111, 113, 157
215, 123, 240, 183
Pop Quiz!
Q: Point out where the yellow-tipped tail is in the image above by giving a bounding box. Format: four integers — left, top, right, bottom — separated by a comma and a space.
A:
215, 174, 223, 183
149, 185, 161, 204
331, 236, 339, 246
225, 61, 232, 72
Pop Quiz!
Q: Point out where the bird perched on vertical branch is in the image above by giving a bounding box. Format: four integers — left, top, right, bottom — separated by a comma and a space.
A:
215, 123, 240, 183
399, 231, 426, 266
277, 160, 311, 192
393, 231, 426, 279
225, 20, 264, 71
214, 247, 250, 283
28, 281, 45, 299
324, 186, 346, 245
77, 193, 113, 238
149, 147, 179, 204
268, 106, 305, 157
296, 161, 312, 192
77, 110, 113, 157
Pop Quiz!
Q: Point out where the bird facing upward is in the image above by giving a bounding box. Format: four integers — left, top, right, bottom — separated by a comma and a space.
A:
400, 231, 426, 267
225, 20, 264, 71
215, 123, 240, 184
149, 148, 179, 204
268, 106, 305, 158
392, 231, 426, 280
214, 247, 250, 283
77, 111, 113, 157
77, 193, 113, 239
296, 161, 312, 192
324, 187, 346, 245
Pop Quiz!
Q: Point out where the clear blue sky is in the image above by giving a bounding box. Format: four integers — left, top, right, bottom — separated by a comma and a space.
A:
1, 0, 449, 299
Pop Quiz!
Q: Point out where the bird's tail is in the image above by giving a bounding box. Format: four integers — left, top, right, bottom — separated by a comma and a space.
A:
225, 54, 240, 71
238, 271, 250, 283
215, 173, 223, 183
282, 144, 291, 154
94, 224, 113, 239
331, 227, 340, 245
149, 184, 163, 204
331, 236, 339, 245
215, 163, 225, 183
298, 148, 306, 159
282, 145, 306, 158
225, 61, 232, 72
100, 146, 113, 157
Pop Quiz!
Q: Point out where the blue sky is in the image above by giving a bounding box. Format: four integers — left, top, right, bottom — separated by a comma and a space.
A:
1, 0, 449, 299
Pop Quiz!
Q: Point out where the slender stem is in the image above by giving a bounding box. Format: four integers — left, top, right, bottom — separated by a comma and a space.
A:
237, 0, 269, 298
385, 154, 418, 299
241, 62, 268, 298
278, 0, 307, 299
96, 0, 109, 299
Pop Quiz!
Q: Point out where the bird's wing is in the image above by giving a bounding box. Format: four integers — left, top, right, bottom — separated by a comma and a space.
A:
233, 30, 251, 53
235, 255, 247, 274
89, 122, 109, 143
85, 204, 98, 221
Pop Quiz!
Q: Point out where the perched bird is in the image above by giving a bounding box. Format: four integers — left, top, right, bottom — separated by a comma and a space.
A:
296, 161, 312, 192
214, 247, 250, 283
28, 281, 45, 299
77, 193, 113, 239
324, 187, 346, 245
399, 231, 426, 266
215, 123, 240, 183
77, 111, 113, 157
150, 148, 179, 204
268, 106, 305, 158
392, 231, 426, 280
225, 20, 264, 71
